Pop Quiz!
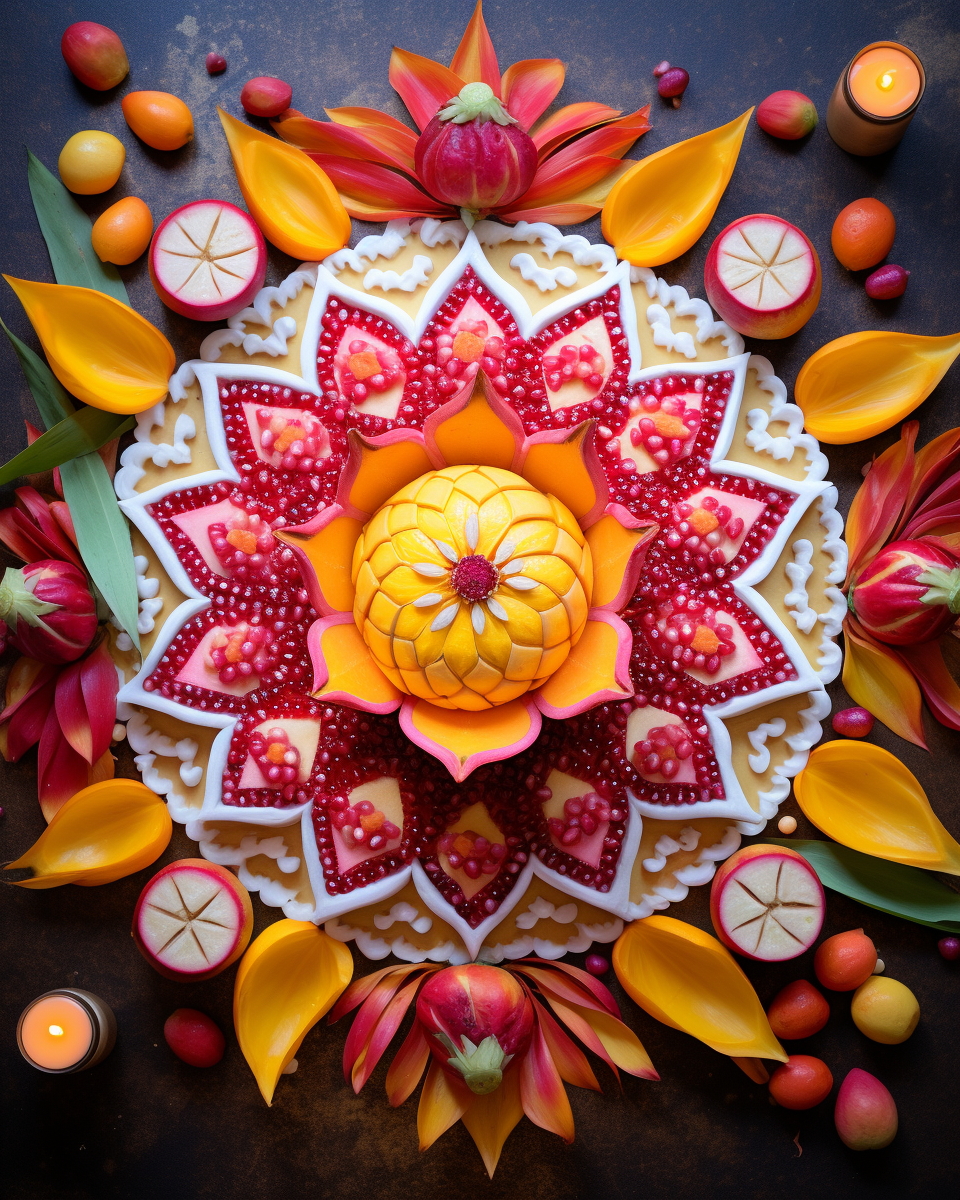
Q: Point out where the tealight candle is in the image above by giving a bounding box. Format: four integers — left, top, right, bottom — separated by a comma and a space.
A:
17, 989, 116, 1074
827, 42, 925, 155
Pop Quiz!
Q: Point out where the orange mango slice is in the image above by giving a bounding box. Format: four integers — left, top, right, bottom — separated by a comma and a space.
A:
5, 779, 172, 888
4, 277, 175, 414
219, 108, 351, 261
613, 915, 787, 1062
795, 330, 960, 444
601, 109, 753, 266
794, 741, 960, 874
234, 919, 354, 1105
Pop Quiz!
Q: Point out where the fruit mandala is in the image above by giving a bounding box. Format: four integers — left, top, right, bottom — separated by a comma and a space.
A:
114, 218, 847, 963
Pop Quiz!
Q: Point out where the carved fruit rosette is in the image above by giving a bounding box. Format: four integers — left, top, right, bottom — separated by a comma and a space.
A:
114, 218, 846, 964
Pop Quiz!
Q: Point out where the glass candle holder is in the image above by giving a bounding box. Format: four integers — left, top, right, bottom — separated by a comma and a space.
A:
827, 42, 925, 155
17, 989, 116, 1074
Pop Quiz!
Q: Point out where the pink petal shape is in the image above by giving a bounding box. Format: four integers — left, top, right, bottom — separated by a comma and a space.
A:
3, 678, 56, 762
351, 976, 423, 1094
531, 102, 623, 157
585, 503, 658, 612
305, 154, 453, 216
518, 421, 609, 529
529, 996, 600, 1091
335, 427, 433, 520
274, 115, 418, 174
510, 153, 625, 209
534, 610, 634, 720
278, 504, 363, 615
386, 1019, 432, 1107
520, 958, 623, 1017
307, 612, 403, 715
540, 106, 652, 174
389, 46, 464, 132
898, 426, 960, 535
845, 422, 917, 584
79, 643, 119, 763
399, 695, 542, 781
0, 658, 58, 723
325, 106, 418, 138
899, 638, 960, 732
38, 703, 89, 822
423, 374, 525, 471
518, 1020, 574, 1142
496, 201, 606, 225
500, 59, 565, 130
450, 2, 501, 92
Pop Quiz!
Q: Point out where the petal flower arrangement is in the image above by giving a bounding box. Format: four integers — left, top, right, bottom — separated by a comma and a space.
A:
116, 214, 844, 963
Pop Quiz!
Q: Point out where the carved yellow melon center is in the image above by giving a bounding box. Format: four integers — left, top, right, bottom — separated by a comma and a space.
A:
351, 465, 594, 711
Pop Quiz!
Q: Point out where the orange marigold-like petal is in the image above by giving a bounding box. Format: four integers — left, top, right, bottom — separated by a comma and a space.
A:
842, 616, 927, 748
399, 696, 542, 781
277, 505, 362, 615
519, 422, 609, 529
389, 47, 464, 132
337, 428, 434, 519
308, 613, 403, 713
450, 1, 501, 93
423, 375, 524, 471
534, 610, 633, 719
585, 504, 658, 610
500, 59, 565, 130
531, 101, 623, 158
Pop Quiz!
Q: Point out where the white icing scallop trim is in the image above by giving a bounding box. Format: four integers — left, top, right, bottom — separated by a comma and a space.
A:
475, 220, 619, 274
364, 254, 434, 292
629, 265, 744, 366
324, 220, 412, 274
115, 396, 196, 501
626, 825, 742, 920
515, 896, 579, 928
641, 826, 701, 874
189, 821, 314, 919
785, 541, 817, 635
124, 710, 203, 823
374, 902, 433, 935
413, 217, 468, 247
747, 718, 788, 774
325, 917, 471, 965
744, 355, 829, 481
198, 264, 319, 363
509, 253, 577, 291
134, 555, 163, 635
814, 486, 848, 682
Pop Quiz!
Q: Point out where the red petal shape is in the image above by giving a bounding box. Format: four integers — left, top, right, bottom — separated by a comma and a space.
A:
842, 616, 928, 748
80, 643, 119, 763
511, 965, 617, 1017
342, 967, 433, 1081
351, 977, 423, 1093
11, 486, 84, 567
305, 153, 453, 215
507, 154, 625, 209
450, 2, 500, 92
530, 997, 600, 1092
904, 503, 960, 540
845, 423, 917, 584
496, 201, 604, 225
389, 47, 464, 131
540, 106, 652, 172
0, 508, 50, 563
531, 101, 623, 157
54, 659, 88, 761
898, 426, 960, 535
900, 638, 960, 732
49, 501, 78, 548
275, 114, 417, 174
501, 59, 565, 130
3, 678, 56, 761
540, 995, 620, 1082
38, 704, 89, 822
518, 1021, 575, 1142
1, 657, 57, 723
325, 106, 418, 137
519, 958, 622, 1017
329, 963, 412, 1022
386, 1020, 431, 1107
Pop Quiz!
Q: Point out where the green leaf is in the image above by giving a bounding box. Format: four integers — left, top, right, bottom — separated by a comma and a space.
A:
1, 322, 140, 651
767, 839, 960, 934
0, 407, 133, 486
26, 149, 130, 304
1, 317, 73, 425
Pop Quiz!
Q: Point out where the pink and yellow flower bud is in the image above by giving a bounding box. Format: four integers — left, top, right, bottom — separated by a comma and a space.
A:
850, 538, 960, 646
0, 559, 98, 664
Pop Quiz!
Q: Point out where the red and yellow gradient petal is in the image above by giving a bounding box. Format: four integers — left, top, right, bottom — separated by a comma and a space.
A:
278, 505, 362, 615
418, 1060, 472, 1150
389, 48, 464, 132
586, 504, 658, 611
450, 1, 501, 93
500, 59, 565, 130
842, 616, 927, 748
273, 114, 418, 174
399, 695, 542, 780
534, 610, 633, 719
530, 101, 623, 158
308, 613, 403, 714
306, 154, 454, 219
459, 1065, 524, 1179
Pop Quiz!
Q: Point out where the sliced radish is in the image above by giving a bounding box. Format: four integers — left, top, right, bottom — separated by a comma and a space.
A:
149, 200, 266, 322
710, 844, 824, 961
132, 858, 253, 980
704, 214, 821, 340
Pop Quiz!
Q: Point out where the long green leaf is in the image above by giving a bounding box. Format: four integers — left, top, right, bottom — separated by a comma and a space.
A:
767, 838, 960, 933
0, 317, 73, 423
26, 149, 130, 303
0, 407, 133, 486
1, 323, 140, 651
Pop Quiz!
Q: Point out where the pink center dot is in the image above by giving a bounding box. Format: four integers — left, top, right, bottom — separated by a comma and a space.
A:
451, 554, 498, 602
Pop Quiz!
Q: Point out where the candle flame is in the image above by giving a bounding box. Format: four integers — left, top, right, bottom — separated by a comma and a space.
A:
880, 72, 895, 90
48, 1024, 64, 1037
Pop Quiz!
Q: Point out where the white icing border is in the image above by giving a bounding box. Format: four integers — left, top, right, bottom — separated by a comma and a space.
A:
629, 265, 744, 365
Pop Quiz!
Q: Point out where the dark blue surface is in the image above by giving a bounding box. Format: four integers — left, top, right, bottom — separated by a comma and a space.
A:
1, 3, 959, 1198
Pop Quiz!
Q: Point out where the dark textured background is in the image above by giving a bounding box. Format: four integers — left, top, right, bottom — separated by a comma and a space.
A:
2, 2, 959, 1198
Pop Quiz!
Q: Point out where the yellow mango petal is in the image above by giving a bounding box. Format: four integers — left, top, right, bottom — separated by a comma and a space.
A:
794, 740, 960, 874
219, 108, 351, 260
460, 1065, 524, 1179
400, 695, 541, 780
4, 277, 175, 414
585, 512, 657, 609
795, 330, 960, 445
520, 423, 607, 527
418, 1059, 471, 1152
309, 614, 404, 711
424, 376, 524, 471
612, 915, 787, 1062
5, 779, 171, 888
277, 510, 362, 614
842, 620, 927, 748
601, 110, 752, 266
234, 920, 354, 1105
341, 429, 434, 518
535, 612, 632, 718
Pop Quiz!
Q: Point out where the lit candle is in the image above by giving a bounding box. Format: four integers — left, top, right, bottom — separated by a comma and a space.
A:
17, 989, 116, 1074
827, 42, 925, 156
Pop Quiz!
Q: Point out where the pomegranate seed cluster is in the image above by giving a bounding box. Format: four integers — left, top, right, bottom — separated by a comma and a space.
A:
153, 277, 807, 925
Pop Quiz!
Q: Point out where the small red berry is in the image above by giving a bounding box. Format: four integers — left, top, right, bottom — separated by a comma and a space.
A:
865, 264, 910, 300
938, 936, 960, 961
658, 67, 689, 107
832, 706, 874, 738
164, 1008, 226, 1067
206, 53, 227, 74
585, 953, 609, 976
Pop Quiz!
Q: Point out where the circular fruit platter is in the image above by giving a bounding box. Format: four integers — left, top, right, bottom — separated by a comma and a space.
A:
2, 3, 960, 1198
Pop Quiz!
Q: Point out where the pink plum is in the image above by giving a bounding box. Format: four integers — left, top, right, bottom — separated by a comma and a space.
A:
61, 22, 129, 91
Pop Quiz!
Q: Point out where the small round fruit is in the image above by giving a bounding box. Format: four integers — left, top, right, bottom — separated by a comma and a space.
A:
61, 22, 129, 91
658, 68, 689, 102
164, 1008, 226, 1067
832, 706, 874, 737
767, 979, 831, 1040
710, 843, 825, 961
865, 264, 909, 300
206, 52, 227, 74
585, 954, 609, 976
756, 91, 818, 140
831, 198, 895, 271
704, 214, 821, 339
58, 131, 125, 195
769, 1055, 834, 1110
121, 91, 194, 151
149, 200, 267, 322
814, 929, 877, 991
241, 76, 293, 118
835, 1068, 897, 1150
778, 815, 798, 835
938, 936, 960, 961
91, 197, 153, 265
851, 976, 919, 1044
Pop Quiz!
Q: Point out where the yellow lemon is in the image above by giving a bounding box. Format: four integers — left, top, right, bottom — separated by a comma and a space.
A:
851, 976, 919, 1044
58, 130, 125, 194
